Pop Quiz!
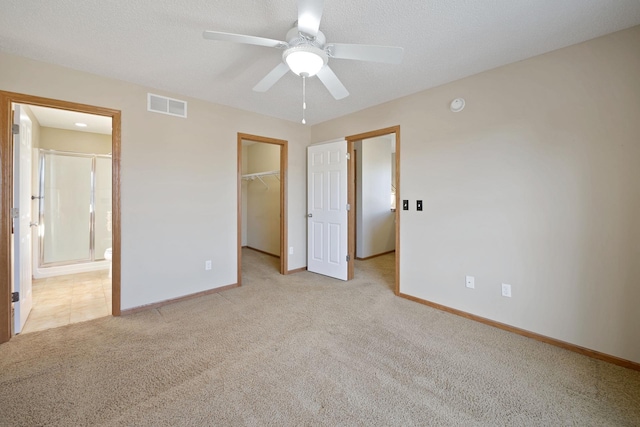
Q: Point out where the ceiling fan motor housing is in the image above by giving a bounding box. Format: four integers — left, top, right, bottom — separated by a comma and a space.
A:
286, 26, 326, 48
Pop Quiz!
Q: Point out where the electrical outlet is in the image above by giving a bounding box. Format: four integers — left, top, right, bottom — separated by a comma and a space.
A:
501, 283, 512, 297
465, 275, 475, 289
289, 247, 294, 255
205, 260, 212, 271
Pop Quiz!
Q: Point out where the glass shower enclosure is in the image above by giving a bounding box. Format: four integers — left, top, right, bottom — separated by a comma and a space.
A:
38, 150, 112, 267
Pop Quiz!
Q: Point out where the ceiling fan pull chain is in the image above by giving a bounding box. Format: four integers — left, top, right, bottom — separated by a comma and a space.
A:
302, 75, 307, 124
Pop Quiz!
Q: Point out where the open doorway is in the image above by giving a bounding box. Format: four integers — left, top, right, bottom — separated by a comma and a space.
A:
0, 91, 121, 344
347, 126, 400, 294
236, 133, 287, 285
20, 105, 113, 334
353, 135, 396, 260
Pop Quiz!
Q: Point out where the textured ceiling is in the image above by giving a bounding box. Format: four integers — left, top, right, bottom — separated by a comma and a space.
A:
1, 0, 639, 125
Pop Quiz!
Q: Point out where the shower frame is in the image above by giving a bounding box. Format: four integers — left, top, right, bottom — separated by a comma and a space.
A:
37, 149, 112, 268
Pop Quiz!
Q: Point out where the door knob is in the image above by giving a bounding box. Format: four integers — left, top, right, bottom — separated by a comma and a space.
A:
307, 213, 312, 218
30, 222, 38, 227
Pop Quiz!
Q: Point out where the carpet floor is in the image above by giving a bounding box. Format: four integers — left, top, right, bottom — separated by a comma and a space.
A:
1, 249, 639, 426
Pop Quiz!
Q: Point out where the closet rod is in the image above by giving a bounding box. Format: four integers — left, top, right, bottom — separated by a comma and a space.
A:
242, 170, 280, 189
241, 170, 280, 179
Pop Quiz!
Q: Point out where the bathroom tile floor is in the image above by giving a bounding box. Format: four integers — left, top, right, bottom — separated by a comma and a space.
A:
21, 270, 112, 334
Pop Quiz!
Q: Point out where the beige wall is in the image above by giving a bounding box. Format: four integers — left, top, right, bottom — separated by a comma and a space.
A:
245, 143, 281, 256
0, 51, 310, 310
311, 26, 640, 363
39, 127, 111, 154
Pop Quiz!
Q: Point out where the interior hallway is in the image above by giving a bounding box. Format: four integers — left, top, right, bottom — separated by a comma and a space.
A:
21, 270, 112, 334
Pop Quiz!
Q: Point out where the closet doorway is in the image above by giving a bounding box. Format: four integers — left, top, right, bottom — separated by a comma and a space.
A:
237, 133, 287, 285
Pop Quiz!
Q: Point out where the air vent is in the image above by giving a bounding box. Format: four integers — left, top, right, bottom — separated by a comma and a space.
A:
147, 93, 187, 118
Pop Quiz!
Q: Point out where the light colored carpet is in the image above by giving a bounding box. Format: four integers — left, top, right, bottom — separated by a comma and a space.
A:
1, 248, 639, 426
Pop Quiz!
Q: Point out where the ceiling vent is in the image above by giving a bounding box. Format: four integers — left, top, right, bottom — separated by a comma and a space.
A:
147, 93, 187, 118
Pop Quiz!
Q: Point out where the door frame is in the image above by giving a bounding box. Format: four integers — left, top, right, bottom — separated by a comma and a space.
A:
346, 126, 400, 294
237, 133, 288, 284
0, 91, 122, 343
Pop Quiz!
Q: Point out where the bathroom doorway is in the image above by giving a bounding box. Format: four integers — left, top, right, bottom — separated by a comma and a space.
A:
18, 105, 112, 334
237, 133, 287, 285
0, 91, 121, 343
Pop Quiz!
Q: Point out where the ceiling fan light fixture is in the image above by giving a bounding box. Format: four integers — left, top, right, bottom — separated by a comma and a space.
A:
283, 45, 327, 77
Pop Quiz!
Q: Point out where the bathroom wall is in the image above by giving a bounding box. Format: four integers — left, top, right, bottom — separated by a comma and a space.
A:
39, 127, 111, 154
355, 136, 395, 259
245, 143, 281, 256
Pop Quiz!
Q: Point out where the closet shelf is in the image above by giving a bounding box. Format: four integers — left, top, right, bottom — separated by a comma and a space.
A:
242, 170, 280, 189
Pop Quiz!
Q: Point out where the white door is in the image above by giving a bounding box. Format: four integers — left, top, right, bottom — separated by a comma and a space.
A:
13, 105, 33, 333
307, 140, 348, 280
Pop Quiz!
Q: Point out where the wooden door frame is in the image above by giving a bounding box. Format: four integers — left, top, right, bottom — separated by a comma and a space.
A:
237, 133, 288, 285
346, 126, 400, 294
0, 91, 122, 343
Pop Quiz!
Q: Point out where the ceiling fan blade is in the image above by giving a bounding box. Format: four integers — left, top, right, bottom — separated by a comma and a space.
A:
253, 63, 290, 92
327, 43, 404, 64
297, 0, 324, 37
316, 66, 349, 100
203, 30, 286, 48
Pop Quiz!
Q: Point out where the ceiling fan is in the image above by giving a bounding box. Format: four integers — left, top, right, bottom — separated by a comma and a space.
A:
203, 0, 404, 103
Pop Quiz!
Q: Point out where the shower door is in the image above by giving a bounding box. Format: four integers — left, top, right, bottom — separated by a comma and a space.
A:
39, 150, 112, 267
